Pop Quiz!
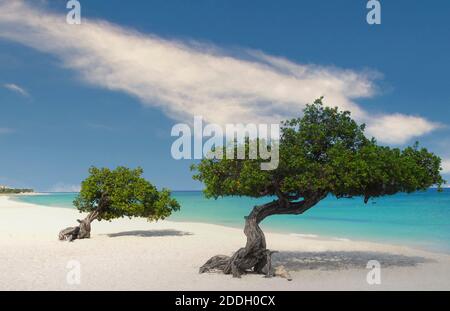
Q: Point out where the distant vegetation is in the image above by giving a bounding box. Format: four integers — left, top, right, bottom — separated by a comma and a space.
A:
0, 188, 34, 194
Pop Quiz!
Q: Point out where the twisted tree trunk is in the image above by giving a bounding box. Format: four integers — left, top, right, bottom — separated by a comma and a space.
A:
199, 194, 324, 278
59, 194, 109, 242
58, 209, 100, 241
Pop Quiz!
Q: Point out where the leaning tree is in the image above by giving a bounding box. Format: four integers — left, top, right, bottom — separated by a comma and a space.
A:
59, 166, 180, 241
192, 98, 444, 278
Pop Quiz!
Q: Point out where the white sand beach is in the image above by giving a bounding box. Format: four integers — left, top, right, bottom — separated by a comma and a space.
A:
1, 195, 450, 291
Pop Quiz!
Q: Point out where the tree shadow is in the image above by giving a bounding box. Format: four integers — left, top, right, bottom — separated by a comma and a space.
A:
106, 229, 193, 238
272, 251, 432, 271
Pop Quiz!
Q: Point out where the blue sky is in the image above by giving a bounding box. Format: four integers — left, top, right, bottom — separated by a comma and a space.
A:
0, 0, 449, 191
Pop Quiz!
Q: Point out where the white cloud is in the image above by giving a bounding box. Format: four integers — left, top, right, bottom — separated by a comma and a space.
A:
366, 114, 442, 144
48, 183, 81, 193
3, 83, 29, 97
442, 159, 450, 174
0, 0, 441, 144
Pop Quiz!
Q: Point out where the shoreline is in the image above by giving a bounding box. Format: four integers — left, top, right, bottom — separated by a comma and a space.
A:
1, 195, 450, 290
10, 193, 450, 257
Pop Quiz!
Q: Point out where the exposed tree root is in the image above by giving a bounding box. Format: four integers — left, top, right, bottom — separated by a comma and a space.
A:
199, 248, 278, 278
58, 218, 92, 241
200, 196, 324, 278
59, 210, 99, 241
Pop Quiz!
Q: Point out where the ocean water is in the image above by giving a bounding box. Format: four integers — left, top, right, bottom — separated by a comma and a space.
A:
14, 189, 450, 254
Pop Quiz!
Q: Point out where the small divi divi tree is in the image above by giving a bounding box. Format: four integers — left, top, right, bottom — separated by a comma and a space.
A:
59, 166, 180, 241
192, 98, 444, 278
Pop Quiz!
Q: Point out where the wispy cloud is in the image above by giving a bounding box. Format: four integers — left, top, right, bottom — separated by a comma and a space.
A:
86, 122, 115, 131
365, 114, 443, 144
0, 127, 14, 134
0, 0, 441, 144
3, 83, 29, 97
442, 159, 450, 174
48, 183, 80, 193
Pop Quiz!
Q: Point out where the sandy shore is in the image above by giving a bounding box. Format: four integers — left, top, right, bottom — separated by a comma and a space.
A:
1, 195, 449, 290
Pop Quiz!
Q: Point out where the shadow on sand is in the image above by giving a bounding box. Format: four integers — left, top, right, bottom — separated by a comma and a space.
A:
272, 251, 432, 271
106, 229, 193, 238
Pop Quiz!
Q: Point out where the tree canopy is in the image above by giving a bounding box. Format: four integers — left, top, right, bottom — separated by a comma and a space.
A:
193, 98, 444, 204
74, 166, 180, 221
194, 98, 445, 278
60, 166, 179, 241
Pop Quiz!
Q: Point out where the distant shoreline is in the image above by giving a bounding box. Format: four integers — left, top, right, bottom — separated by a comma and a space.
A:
14, 187, 448, 195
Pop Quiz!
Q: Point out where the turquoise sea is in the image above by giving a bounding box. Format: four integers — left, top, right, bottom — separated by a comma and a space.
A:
15, 189, 450, 254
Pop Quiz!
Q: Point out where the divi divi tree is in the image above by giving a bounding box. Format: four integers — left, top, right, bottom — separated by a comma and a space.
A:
192, 98, 444, 278
59, 166, 180, 241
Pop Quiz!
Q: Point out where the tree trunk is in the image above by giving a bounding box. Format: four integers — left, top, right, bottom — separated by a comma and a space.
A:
58, 209, 100, 241
199, 195, 324, 278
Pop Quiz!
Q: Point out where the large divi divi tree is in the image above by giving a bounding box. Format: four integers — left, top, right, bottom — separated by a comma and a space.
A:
192, 98, 444, 278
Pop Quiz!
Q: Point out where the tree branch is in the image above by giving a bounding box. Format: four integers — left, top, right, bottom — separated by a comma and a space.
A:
252, 192, 327, 224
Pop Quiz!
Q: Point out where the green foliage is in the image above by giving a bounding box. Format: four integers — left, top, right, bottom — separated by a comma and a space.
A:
192, 98, 445, 203
0, 188, 33, 194
74, 166, 180, 221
